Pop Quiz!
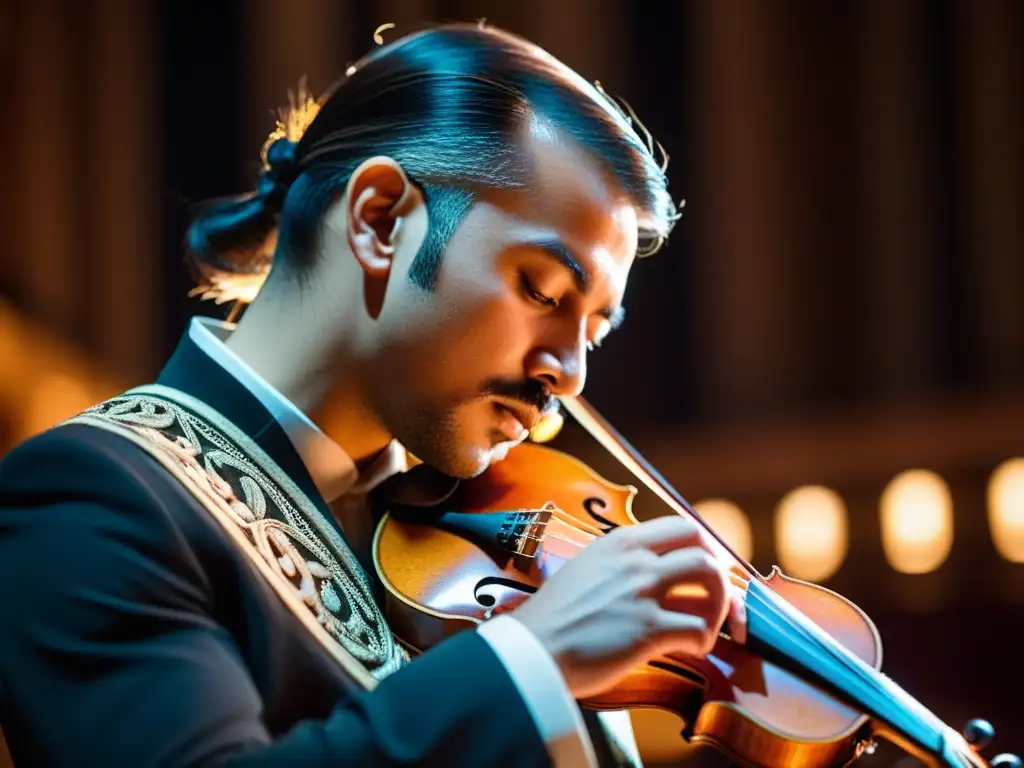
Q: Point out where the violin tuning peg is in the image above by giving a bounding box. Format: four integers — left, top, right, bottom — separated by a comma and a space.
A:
962, 719, 996, 749
991, 755, 1022, 768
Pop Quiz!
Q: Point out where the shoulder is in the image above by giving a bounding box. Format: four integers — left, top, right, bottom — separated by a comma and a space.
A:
1, 423, 199, 524
0, 422, 218, 586
2, 421, 150, 485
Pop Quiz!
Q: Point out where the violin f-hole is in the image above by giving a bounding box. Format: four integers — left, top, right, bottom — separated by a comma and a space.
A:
473, 576, 538, 610
583, 497, 619, 533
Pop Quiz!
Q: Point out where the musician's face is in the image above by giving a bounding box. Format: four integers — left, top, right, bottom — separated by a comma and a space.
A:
362, 127, 641, 477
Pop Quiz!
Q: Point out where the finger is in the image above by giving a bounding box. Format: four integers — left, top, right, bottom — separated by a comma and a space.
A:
657, 593, 720, 625
656, 547, 728, 609
658, 591, 744, 654
648, 610, 716, 659
617, 515, 715, 557
653, 548, 729, 647
656, 582, 748, 653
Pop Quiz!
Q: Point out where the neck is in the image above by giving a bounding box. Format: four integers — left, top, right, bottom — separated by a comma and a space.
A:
224, 286, 392, 466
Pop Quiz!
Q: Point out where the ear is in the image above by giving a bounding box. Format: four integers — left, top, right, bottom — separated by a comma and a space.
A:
344, 156, 421, 279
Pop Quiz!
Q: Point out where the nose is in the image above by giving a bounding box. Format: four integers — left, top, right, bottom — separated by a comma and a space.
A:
524, 332, 587, 398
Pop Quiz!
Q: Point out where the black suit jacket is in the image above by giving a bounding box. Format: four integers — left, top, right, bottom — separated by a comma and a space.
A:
0, 330, 625, 767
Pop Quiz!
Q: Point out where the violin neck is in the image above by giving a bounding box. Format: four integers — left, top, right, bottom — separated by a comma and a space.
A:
744, 580, 950, 759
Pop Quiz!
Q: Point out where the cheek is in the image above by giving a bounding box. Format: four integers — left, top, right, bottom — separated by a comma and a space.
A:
420, 273, 532, 374
445, 295, 531, 373
379, 260, 534, 401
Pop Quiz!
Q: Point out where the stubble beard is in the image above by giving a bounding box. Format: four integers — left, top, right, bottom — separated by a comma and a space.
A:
377, 390, 487, 479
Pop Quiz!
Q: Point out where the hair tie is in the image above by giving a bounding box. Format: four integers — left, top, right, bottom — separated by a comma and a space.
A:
258, 138, 300, 205
256, 79, 321, 207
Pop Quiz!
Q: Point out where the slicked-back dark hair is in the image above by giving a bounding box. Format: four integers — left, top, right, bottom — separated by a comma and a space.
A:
186, 23, 678, 295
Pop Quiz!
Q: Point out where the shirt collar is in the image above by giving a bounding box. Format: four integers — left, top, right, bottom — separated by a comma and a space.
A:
188, 317, 408, 502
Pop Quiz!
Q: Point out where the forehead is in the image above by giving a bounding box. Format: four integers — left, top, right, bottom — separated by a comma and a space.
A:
482, 121, 639, 280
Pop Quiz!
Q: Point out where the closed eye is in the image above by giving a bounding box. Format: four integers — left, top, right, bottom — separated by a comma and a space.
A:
520, 272, 619, 353
520, 272, 558, 308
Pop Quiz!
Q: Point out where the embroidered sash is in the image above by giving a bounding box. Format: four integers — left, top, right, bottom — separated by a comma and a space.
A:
62, 383, 408, 690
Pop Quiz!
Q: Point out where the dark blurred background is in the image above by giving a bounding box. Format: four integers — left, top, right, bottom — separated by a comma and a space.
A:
0, 0, 1021, 765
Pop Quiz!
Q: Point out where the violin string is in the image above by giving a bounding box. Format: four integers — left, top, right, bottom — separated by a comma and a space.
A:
743, 583, 946, 747
759, 584, 945, 730
549, 508, 603, 537
752, 586, 895, 702
545, 399, 952, 750
742, 590, 894, 723
542, 532, 588, 547
559, 396, 762, 581
748, 588, 866, 680
521, 400, 948, 746
527, 505, 944, 747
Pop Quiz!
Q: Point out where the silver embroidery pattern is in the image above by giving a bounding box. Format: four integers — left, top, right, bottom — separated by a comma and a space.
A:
75, 387, 408, 679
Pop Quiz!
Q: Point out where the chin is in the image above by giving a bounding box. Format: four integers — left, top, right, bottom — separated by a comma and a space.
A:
440, 441, 516, 480
411, 442, 489, 480
434, 456, 488, 480
397, 413, 517, 479
460, 444, 505, 478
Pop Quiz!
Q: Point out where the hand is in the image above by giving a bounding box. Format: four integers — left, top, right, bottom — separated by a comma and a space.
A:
510, 515, 746, 700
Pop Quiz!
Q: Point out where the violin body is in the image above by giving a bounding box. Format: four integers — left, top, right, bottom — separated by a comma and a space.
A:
374, 442, 886, 767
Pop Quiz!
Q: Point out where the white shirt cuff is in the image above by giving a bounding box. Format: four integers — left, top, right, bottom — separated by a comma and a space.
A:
476, 614, 598, 768
596, 710, 643, 767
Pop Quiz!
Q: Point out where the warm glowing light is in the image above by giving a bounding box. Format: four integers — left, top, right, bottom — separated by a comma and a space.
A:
529, 411, 564, 444
988, 458, 1024, 563
694, 499, 753, 561
775, 485, 848, 582
22, 373, 93, 438
880, 470, 954, 574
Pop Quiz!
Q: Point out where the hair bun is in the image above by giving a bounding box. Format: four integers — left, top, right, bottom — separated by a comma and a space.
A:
258, 138, 300, 204
266, 138, 297, 174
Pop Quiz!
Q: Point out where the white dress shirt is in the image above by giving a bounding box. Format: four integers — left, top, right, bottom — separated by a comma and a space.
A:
188, 318, 643, 767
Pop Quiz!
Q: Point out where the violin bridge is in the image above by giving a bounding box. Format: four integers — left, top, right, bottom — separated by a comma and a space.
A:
498, 504, 556, 569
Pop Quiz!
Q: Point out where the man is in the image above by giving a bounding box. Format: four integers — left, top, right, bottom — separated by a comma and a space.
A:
0, 24, 743, 767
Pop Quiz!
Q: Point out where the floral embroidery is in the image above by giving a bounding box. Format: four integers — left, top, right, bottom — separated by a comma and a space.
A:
70, 388, 408, 679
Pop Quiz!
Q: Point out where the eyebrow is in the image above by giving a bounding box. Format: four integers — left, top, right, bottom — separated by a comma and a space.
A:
527, 237, 626, 329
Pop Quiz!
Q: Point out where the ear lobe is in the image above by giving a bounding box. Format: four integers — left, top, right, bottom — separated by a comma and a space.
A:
345, 157, 419, 279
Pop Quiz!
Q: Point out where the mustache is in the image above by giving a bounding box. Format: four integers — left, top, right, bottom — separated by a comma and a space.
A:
479, 378, 559, 417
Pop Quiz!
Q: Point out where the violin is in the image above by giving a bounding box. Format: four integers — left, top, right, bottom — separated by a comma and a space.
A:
372, 396, 1020, 767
